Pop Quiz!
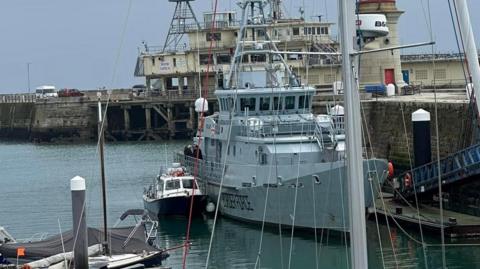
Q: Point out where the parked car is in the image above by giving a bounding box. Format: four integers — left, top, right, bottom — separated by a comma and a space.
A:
35, 85, 58, 98
132, 84, 146, 97
58, 88, 84, 97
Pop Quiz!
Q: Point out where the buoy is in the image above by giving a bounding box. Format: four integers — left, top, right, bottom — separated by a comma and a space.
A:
206, 202, 215, 213
388, 162, 394, 178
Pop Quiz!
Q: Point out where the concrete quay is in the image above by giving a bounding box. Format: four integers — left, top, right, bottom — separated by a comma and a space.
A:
0, 90, 474, 168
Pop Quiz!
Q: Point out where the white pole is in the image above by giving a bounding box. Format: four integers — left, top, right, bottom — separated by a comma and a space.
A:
454, 0, 480, 110
339, 0, 368, 268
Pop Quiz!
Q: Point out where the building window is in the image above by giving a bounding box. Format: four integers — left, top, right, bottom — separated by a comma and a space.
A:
200, 54, 210, 65
259, 97, 271, 111
307, 27, 312, 35
251, 54, 266, 63
317, 27, 321, 35
324, 73, 334, 84
434, 69, 447, 80
206, 32, 221, 41
321, 27, 329, 35
293, 27, 299, 36
217, 54, 231, 64
287, 50, 302, 60
173, 58, 177, 67
285, 96, 295, 110
416, 69, 428, 80
304, 27, 307, 35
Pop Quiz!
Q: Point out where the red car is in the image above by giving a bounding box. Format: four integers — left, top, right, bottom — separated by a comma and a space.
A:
58, 88, 84, 97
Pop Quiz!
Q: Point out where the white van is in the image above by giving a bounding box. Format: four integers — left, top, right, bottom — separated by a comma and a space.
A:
35, 85, 58, 98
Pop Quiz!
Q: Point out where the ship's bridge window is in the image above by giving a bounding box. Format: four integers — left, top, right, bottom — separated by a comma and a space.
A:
298, 95, 310, 109
285, 96, 295, 110
166, 180, 181, 190
259, 97, 271, 111
240, 97, 257, 111
273, 96, 283, 111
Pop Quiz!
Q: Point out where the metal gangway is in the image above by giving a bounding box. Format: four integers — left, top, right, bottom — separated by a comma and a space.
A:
397, 143, 480, 199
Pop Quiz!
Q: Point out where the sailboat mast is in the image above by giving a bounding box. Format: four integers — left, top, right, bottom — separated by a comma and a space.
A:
97, 92, 109, 255
454, 0, 480, 111
338, 0, 368, 268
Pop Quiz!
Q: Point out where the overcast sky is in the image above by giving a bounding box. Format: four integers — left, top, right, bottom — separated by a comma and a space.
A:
0, 0, 479, 93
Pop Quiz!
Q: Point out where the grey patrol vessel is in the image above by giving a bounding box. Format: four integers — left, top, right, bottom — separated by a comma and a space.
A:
178, 0, 388, 232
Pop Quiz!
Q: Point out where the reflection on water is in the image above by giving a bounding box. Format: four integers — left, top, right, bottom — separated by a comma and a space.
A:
1, 142, 480, 268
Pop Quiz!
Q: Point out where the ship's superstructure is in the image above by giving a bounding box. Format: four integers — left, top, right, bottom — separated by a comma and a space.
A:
174, 0, 388, 231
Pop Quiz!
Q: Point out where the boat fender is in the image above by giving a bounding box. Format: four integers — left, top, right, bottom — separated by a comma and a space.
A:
404, 173, 412, 188
388, 162, 394, 178
206, 202, 215, 213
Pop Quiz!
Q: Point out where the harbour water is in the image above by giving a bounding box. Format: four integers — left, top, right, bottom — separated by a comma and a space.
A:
1, 142, 480, 268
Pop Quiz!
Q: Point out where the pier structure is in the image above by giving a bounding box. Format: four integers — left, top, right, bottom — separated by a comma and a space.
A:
102, 90, 216, 141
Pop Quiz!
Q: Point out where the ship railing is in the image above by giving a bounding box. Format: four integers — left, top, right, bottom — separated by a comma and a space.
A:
239, 122, 318, 138
174, 153, 225, 182
0, 93, 36, 103
313, 122, 325, 150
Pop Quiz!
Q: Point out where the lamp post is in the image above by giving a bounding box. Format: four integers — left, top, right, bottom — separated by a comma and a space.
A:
27, 62, 31, 93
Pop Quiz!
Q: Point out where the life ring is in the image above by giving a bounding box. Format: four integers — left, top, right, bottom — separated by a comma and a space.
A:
404, 173, 412, 188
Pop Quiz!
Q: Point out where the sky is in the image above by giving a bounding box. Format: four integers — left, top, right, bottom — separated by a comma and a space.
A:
0, 0, 479, 93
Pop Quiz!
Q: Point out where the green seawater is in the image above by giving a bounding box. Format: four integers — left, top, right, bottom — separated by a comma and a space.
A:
1, 142, 480, 268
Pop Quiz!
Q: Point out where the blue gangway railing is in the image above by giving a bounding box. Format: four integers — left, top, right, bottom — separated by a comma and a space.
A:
398, 143, 480, 198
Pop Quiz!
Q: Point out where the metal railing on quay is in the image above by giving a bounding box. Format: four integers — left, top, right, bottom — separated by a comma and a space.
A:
0, 93, 36, 103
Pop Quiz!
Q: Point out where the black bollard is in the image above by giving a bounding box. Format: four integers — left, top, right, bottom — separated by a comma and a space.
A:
412, 109, 431, 167
71, 176, 89, 269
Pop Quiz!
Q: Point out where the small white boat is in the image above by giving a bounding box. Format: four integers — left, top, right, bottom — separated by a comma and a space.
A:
143, 163, 207, 218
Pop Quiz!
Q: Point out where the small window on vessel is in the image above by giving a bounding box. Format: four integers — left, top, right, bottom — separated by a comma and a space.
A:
285, 96, 295, 109
166, 180, 180, 190
182, 179, 195, 189
259, 97, 271, 111
293, 27, 299, 36
273, 96, 282, 110
298, 95, 310, 109
240, 97, 256, 111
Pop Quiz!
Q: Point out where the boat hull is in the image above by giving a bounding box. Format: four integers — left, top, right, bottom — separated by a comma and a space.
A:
143, 195, 208, 219
180, 156, 388, 232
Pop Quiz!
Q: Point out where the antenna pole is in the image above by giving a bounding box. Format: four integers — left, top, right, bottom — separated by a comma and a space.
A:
339, 0, 368, 268
97, 92, 109, 256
